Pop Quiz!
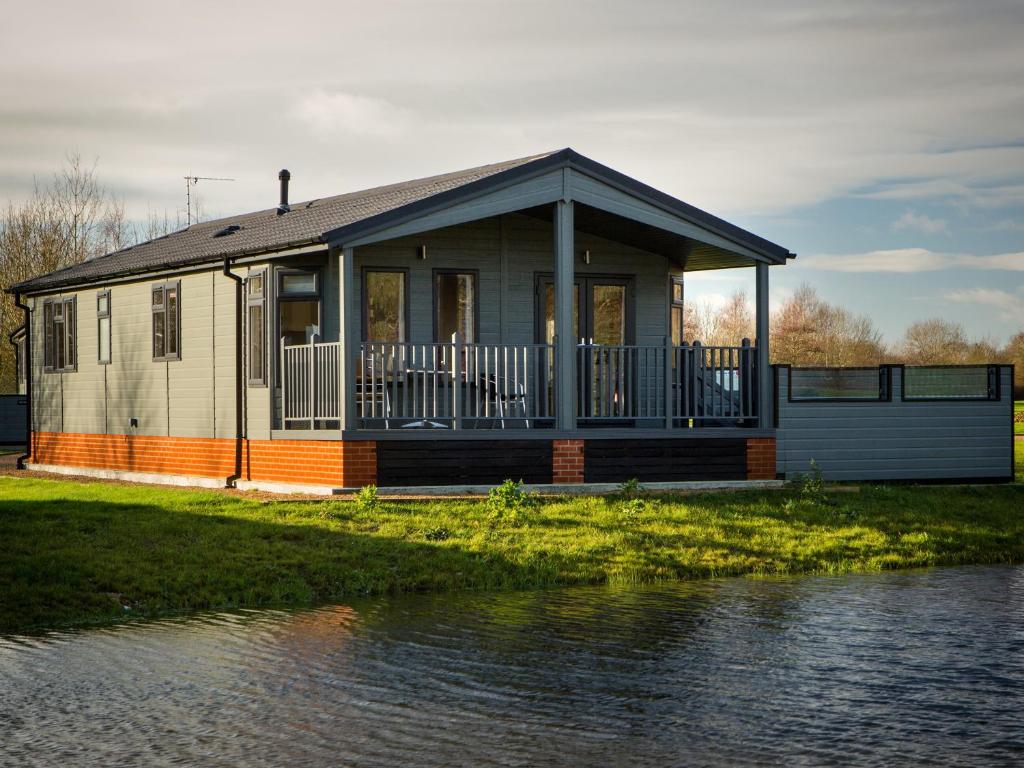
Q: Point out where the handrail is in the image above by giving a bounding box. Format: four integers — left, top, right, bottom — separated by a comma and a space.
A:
280, 338, 759, 430
281, 338, 343, 427
359, 338, 555, 429
577, 339, 757, 424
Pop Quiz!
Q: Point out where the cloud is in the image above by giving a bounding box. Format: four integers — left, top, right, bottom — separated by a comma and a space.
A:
288, 90, 413, 139
993, 218, 1024, 232
945, 287, 1024, 324
892, 210, 948, 235
800, 248, 1024, 273
2, 0, 1024, 220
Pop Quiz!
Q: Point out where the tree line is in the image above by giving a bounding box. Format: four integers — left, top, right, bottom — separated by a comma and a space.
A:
685, 284, 1023, 375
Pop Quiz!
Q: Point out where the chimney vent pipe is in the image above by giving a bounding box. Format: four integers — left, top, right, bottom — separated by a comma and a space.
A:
278, 169, 291, 214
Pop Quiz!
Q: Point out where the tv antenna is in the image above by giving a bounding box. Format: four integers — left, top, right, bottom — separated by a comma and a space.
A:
183, 175, 234, 225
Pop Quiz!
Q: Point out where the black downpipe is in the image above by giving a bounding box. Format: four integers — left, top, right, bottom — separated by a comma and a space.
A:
223, 258, 244, 486
11, 292, 31, 470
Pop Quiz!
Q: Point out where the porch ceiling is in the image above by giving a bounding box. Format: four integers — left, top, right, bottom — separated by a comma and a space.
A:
522, 203, 763, 271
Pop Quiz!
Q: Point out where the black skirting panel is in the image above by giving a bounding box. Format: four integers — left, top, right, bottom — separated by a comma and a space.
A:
583, 438, 747, 483
376, 440, 553, 486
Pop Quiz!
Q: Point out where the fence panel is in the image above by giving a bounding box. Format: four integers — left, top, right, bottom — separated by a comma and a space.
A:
775, 365, 1014, 481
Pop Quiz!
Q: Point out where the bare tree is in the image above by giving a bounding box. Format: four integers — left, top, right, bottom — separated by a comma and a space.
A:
771, 284, 886, 366
0, 154, 126, 392
898, 319, 969, 364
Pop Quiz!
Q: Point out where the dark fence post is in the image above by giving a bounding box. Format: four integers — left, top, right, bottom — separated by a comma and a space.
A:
740, 337, 752, 422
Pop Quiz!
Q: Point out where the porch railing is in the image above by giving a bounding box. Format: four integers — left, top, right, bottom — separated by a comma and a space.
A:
281, 338, 342, 427
280, 337, 757, 430
577, 339, 757, 424
359, 339, 554, 428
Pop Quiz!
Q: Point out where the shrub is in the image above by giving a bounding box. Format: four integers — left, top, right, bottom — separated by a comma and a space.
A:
355, 484, 380, 513
617, 477, 644, 499
487, 479, 534, 526
788, 459, 826, 502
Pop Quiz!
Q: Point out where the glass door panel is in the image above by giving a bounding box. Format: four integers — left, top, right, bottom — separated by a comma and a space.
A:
542, 282, 579, 345
590, 284, 626, 345
280, 300, 320, 346
537, 276, 633, 421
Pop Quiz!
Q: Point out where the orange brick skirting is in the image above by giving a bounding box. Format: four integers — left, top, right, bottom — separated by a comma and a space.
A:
31, 431, 377, 488
552, 439, 584, 484
746, 437, 777, 480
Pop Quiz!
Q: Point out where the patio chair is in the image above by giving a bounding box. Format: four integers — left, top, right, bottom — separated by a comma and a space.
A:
478, 373, 530, 429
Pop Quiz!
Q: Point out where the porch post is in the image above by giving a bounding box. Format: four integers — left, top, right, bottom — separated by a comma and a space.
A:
755, 261, 771, 428
339, 245, 358, 432
554, 199, 576, 431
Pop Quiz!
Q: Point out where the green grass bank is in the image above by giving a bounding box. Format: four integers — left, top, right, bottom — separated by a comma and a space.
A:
2, 465, 1022, 634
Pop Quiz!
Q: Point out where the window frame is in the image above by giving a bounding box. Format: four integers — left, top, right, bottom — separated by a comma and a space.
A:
361, 267, 410, 343
899, 364, 999, 402
14, 331, 27, 393
786, 365, 892, 403
247, 269, 268, 387
277, 267, 320, 299
151, 280, 181, 362
97, 290, 111, 365
42, 296, 77, 373
273, 266, 323, 388
669, 274, 684, 347
432, 268, 480, 343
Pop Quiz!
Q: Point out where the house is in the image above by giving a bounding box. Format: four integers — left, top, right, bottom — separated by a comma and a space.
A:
9, 148, 1012, 490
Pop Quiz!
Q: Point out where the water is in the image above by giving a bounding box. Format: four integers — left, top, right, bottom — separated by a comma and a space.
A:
2, 566, 1023, 767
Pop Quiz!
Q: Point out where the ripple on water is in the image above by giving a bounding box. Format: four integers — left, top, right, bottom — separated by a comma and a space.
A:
2, 565, 1023, 767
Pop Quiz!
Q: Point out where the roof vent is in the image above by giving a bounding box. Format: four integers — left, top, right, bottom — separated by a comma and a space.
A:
212, 224, 242, 238
278, 169, 291, 215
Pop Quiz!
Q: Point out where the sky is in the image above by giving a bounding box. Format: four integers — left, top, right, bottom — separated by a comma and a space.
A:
1, 0, 1022, 345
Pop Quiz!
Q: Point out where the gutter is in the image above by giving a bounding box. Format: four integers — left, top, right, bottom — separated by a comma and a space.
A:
10, 237, 325, 297
222, 258, 245, 487
10, 293, 30, 469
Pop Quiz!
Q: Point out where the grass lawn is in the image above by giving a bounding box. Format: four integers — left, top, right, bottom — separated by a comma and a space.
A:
2, 471, 1022, 634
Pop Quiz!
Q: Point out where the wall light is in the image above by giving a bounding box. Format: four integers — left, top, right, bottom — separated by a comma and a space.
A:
581, 249, 591, 265
417, 245, 428, 260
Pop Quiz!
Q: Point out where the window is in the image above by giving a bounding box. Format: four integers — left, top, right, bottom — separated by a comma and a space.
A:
363, 270, 407, 342
434, 270, 477, 342
97, 290, 111, 364
277, 268, 321, 349
43, 296, 76, 372
152, 281, 180, 360
788, 367, 889, 402
280, 272, 316, 295
902, 365, 997, 401
670, 275, 684, 347
247, 271, 267, 385
14, 332, 27, 394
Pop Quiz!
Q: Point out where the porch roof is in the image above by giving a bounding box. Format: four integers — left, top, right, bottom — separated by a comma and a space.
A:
11, 148, 794, 294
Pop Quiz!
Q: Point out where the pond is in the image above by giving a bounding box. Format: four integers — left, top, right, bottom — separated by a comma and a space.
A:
2, 565, 1023, 766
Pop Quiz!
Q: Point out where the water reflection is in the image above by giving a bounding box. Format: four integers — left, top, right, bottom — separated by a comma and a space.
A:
2, 566, 1023, 766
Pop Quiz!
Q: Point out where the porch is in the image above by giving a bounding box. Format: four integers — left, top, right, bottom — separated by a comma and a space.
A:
251, 153, 788, 440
